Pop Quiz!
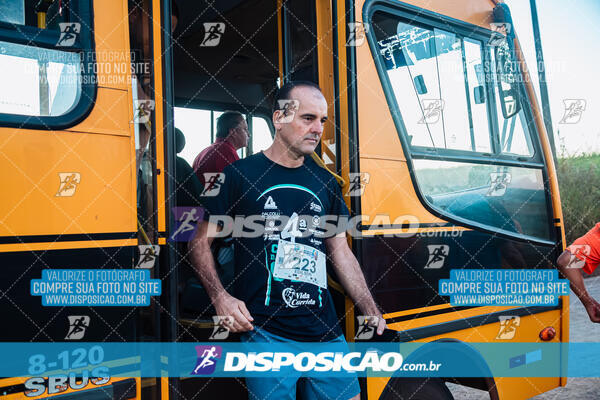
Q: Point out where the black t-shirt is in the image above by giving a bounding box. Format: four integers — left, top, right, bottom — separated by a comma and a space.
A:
202, 152, 349, 341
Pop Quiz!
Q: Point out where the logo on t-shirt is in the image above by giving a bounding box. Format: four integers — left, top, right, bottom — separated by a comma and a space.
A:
281, 288, 316, 308
310, 202, 322, 213
264, 196, 278, 210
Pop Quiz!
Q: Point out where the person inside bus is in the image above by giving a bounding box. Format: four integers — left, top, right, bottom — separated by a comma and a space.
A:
556, 222, 600, 323
174, 128, 203, 206
192, 111, 249, 187
190, 112, 248, 289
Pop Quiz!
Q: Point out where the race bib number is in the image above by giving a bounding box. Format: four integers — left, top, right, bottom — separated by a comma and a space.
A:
273, 239, 327, 289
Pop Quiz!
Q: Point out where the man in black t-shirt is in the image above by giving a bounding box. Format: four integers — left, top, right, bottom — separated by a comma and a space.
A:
189, 81, 385, 400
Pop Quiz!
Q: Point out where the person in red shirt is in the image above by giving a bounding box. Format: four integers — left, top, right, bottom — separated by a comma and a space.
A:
557, 222, 600, 323
192, 111, 249, 190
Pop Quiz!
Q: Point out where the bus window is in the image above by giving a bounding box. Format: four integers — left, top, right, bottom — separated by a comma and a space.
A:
378, 21, 491, 153
252, 115, 274, 153
413, 159, 551, 240
0, 42, 80, 116
370, 10, 551, 242
174, 107, 273, 164
491, 50, 535, 157
0, 0, 93, 122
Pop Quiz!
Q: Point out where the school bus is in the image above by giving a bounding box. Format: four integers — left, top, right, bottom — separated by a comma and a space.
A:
0, 0, 566, 399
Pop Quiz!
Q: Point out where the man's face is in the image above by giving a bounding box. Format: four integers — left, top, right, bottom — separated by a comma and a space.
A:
231, 118, 249, 149
273, 86, 328, 157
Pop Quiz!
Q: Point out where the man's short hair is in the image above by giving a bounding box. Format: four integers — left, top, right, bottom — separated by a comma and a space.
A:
272, 80, 322, 114
216, 111, 244, 139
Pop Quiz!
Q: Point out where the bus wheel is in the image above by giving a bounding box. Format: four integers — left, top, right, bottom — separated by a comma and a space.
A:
379, 378, 453, 400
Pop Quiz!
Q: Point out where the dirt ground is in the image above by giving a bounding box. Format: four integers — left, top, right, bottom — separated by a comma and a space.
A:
447, 276, 600, 400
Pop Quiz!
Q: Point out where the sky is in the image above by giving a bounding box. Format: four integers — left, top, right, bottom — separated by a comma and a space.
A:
507, 0, 600, 157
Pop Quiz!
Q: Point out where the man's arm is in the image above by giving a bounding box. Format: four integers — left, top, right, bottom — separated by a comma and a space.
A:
557, 250, 600, 323
188, 221, 253, 331
325, 234, 387, 334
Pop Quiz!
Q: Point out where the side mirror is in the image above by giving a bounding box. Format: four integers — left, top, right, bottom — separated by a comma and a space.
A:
414, 75, 427, 95
473, 85, 485, 104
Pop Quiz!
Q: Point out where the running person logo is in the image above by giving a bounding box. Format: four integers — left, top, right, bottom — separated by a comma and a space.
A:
567, 245, 591, 269
487, 172, 512, 197
200, 23, 225, 47
170, 207, 203, 241
209, 316, 233, 340
136, 245, 160, 268
202, 173, 225, 196
133, 100, 155, 124
559, 99, 586, 124
346, 22, 370, 47
488, 22, 511, 47
354, 316, 379, 340
424, 245, 449, 269
345, 172, 370, 197
496, 316, 520, 340
57, 23, 81, 47
418, 99, 444, 124
56, 172, 81, 197
192, 345, 222, 375
276, 100, 299, 123
65, 316, 90, 340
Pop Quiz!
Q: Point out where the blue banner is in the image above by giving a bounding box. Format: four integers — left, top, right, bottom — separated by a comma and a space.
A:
439, 269, 569, 306
4, 342, 600, 378
30, 269, 161, 306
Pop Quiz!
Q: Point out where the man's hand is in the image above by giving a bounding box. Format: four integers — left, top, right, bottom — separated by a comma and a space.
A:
583, 298, 600, 323
213, 292, 254, 332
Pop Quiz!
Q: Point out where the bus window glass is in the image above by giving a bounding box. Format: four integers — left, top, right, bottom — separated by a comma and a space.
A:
251, 116, 273, 153
376, 17, 491, 153
491, 50, 534, 157
174, 108, 272, 162
1, 0, 70, 29
464, 38, 491, 152
0, 41, 81, 116
413, 159, 551, 240
174, 107, 212, 165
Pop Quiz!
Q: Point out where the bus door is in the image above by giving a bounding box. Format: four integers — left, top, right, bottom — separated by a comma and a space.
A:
0, 0, 164, 398
349, 0, 563, 399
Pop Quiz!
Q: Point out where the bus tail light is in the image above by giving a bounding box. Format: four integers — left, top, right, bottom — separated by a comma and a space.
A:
539, 327, 556, 341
